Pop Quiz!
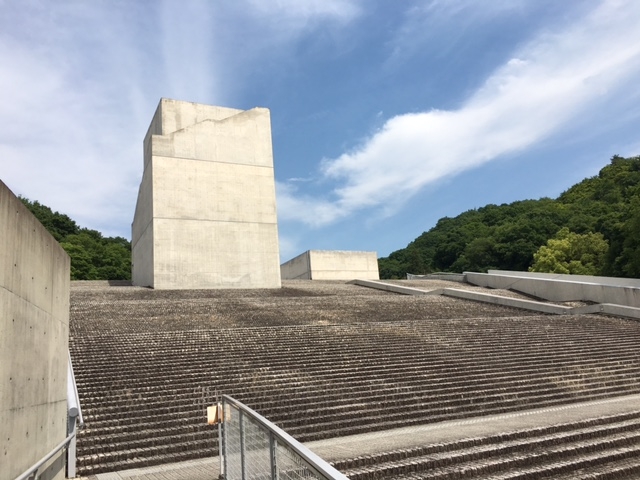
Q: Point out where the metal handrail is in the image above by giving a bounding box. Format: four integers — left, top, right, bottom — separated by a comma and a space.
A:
222, 395, 349, 480
14, 432, 76, 480
67, 351, 84, 427
67, 351, 83, 478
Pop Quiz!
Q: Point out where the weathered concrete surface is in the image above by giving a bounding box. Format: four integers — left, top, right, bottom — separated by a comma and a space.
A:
132, 98, 281, 289
282, 250, 379, 280
0, 180, 70, 480
467, 271, 640, 308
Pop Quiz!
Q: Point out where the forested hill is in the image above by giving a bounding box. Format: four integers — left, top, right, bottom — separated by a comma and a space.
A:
19, 198, 131, 280
378, 155, 640, 279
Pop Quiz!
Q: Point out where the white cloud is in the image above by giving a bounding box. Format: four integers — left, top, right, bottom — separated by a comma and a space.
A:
279, 0, 640, 227
0, 3, 154, 235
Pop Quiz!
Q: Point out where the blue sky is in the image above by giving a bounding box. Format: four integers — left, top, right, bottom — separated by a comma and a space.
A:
2, 1, 640, 262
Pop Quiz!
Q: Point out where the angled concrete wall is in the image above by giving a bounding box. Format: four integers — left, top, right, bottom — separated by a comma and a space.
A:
487, 270, 640, 288
0, 180, 70, 480
132, 98, 281, 289
281, 250, 380, 280
467, 271, 640, 308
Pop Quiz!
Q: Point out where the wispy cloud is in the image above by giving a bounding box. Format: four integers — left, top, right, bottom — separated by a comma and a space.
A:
279, 0, 640, 227
0, 2, 152, 236
0, 0, 364, 238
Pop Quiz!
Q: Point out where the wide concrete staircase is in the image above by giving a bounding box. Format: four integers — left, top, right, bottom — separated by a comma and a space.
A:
333, 411, 640, 479
69, 281, 640, 476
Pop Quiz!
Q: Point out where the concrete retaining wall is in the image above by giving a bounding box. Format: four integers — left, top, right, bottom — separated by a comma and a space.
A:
0, 180, 70, 480
282, 251, 379, 280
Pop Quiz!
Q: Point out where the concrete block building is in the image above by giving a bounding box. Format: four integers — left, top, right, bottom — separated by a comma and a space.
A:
281, 250, 380, 280
132, 99, 281, 289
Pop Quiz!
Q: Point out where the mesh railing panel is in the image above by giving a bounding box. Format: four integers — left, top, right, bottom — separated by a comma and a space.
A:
275, 440, 321, 480
225, 403, 243, 480
221, 396, 346, 480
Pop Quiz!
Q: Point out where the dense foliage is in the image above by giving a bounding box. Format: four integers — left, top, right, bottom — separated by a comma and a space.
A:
529, 228, 608, 275
20, 198, 131, 280
378, 155, 640, 279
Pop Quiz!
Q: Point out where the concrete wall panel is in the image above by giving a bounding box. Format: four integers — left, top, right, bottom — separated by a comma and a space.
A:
281, 250, 379, 281
466, 271, 640, 308
280, 251, 311, 280
0, 180, 70, 480
153, 157, 277, 223
487, 270, 640, 288
132, 219, 154, 288
153, 218, 281, 289
151, 108, 273, 167
132, 159, 153, 244
160, 99, 242, 134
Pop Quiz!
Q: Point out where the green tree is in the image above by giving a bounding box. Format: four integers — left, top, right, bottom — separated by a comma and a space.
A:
19, 197, 131, 280
529, 228, 608, 275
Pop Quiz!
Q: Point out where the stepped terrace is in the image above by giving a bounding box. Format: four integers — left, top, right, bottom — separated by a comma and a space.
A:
70, 279, 640, 478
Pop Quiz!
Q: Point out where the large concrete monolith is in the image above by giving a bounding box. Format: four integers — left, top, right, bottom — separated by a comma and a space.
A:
132, 99, 281, 289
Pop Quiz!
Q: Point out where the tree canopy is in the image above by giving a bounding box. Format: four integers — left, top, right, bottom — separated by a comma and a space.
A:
529, 228, 608, 275
378, 155, 640, 279
20, 197, 131, 280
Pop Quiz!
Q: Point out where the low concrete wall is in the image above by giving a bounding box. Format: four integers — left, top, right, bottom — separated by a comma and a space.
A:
281, 250, 379, 280
0, 180, 70, 480
487, 270, 640, 288
466, 272, 640, 308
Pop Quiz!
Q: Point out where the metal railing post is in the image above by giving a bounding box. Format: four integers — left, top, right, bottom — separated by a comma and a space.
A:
239, 410, 247, 480
219, 414, 225, 479
67, 415, 77, 478
269, 431, 278, 480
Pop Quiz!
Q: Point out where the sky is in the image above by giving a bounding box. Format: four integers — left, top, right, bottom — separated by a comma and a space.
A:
2, 0, 640, 262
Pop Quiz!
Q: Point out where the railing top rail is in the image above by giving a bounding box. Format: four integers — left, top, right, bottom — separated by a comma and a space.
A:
67, 351, 84, 426
14, 432, 75, 480
222, 395, 349, 480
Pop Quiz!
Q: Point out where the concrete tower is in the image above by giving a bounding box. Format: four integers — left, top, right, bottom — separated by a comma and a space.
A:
132, 98, 281, 289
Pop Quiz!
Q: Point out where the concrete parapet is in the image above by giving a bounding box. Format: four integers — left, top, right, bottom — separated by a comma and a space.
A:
282, 251, 379, 281
466, 272, 640, 308
0, 180, 70, 480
